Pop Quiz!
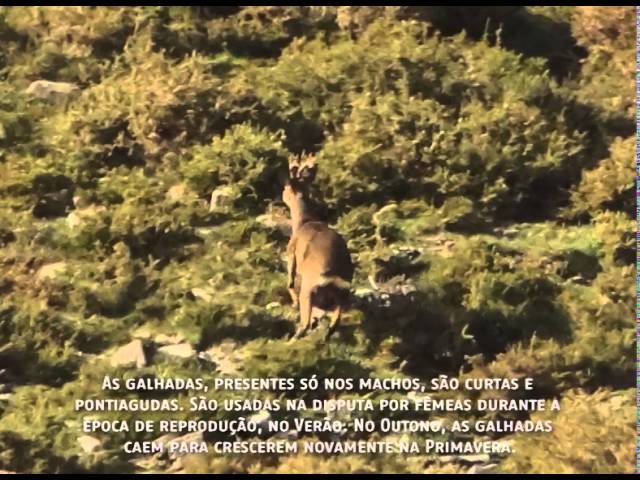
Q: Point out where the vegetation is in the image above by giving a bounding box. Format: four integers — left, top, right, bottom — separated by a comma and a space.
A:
0, 6, 634, 474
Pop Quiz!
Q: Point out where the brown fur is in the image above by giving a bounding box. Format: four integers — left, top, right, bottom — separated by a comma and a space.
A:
283, 157, 354, 339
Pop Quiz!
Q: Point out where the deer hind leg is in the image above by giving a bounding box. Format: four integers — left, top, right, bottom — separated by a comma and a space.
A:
292, 281, 314, 340
287, 249, 298, 309
325, 305, 342, 340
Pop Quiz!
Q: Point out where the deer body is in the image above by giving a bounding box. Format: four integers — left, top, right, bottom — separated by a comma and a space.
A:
283, 155, 354, 339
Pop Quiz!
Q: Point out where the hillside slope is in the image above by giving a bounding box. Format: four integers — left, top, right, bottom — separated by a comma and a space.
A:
0, 6, 635, 474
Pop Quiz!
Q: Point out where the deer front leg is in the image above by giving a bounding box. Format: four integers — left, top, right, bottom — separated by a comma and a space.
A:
287, 241, 298, 309
325, 305, 342, 340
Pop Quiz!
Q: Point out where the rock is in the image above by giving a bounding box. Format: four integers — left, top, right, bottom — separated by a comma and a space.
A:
154, 433, 178, 445
273, 429, 299, 441
110, 339, 147, 368
468, 463, 498, 474
248, 410, 271, 427
66, 212, 83, 229
167, 184, 187, 202
455, 453, 491, 465
157, 343, 195, 359
25, 80, 80, 101
438, 453, 491, 465
167, 457, 186, 473
200, 340, 241, 375
256, 210, 291, 235
36, 262, 68, 282
66, 204, 106, 228
209, 186, 236, 211
132, 325, 154, 340
78, 435, 101, 453
155, 333, 186, 345
72, 195, 90, 209
167, 183, 196, 203
129, 455, 163, 471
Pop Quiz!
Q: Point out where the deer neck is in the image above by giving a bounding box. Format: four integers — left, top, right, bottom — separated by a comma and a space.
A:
288, 195, 315, 234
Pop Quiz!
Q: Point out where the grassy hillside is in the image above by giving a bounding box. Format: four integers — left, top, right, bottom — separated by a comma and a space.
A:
0, 6, 635, 474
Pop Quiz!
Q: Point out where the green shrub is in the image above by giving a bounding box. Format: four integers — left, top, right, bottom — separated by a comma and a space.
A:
246, 18, 592, 222
180, 123, 288, 210
502, 389, 635, 473
44, 31, 220, 165
571, 7, 635, 120
570, 136, 634, 216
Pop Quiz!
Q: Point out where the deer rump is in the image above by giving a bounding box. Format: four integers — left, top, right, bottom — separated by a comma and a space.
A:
291, 221, 354, 312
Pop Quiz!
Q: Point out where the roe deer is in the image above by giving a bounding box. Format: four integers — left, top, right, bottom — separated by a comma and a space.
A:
283, 153, 354, 340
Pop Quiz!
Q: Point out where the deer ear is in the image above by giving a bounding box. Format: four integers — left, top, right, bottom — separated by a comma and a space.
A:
295, 152, 318, 184
288, 153, 300, 179
299, 164, 317, 184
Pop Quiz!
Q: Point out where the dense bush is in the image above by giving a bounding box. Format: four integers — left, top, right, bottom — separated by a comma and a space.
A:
570, 136, 635, 217
502, 389, 635, 474
571, 6, 635, 121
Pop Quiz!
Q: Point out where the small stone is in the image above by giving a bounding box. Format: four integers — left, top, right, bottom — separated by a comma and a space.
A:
66, 204, 106, 228
274, 429, 299, 441
110, 339, 147, 368
73, 195, 90, 209
248, 410, 271, 427
166, 184, 193, 203
256, 211, 291, 235
201, 340, 241, 375
132, 325, 154, 340
66, 211, 83, 229
456, 453, 491, 465
468, 463, 498, 474
155, 333, 186, 345
209, 186, 236, 211
26, 80, 80, 100
158, 343, 195, 359
78, 435, 101, 453
36, 262, 68, 282
154, 433, 178, 445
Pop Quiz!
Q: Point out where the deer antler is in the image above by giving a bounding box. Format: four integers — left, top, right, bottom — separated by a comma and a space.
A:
288, 151, 317, 186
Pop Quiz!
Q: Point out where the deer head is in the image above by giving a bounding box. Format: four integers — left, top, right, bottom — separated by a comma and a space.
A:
288, 152, 317, 190
282, 152, 318, 215
281, 151, 354, 341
